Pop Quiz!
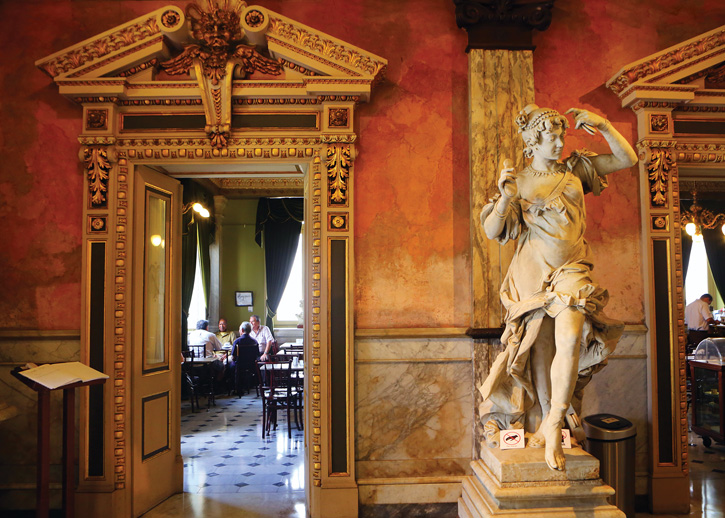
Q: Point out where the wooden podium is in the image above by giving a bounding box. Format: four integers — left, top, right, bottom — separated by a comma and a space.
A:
12, 364, 107, 518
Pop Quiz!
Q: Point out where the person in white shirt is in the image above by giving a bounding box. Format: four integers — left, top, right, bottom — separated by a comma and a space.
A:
188, 319, 223, 358
685, 294, 716, 348
249, 315, 274, 360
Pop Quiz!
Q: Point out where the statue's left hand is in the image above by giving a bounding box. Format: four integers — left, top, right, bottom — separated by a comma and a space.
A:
565, 108, 608, 134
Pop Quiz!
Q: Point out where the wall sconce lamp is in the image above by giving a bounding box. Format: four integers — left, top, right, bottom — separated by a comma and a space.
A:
681, 189, 725, 238
183, 202, 210, 219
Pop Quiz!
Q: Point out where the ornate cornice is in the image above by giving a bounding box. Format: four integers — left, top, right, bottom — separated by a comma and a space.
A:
453, 0, 555, 51
607, 26, 725, 96
266, 16, 386, 80
36, 14, 162, 78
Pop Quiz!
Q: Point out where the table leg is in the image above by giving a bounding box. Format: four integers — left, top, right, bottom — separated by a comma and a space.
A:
37, 389, 50, 518
63, 388, 75, 518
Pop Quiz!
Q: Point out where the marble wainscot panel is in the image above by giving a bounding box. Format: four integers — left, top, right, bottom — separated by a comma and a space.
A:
580, 324, 649, 495
355, 333, 472, 506
0, 330, 80, 512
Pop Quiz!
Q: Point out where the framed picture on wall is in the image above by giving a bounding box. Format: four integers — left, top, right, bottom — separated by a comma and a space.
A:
235, 291, 253, 307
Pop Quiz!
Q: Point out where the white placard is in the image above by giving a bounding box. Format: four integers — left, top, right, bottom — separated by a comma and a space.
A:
499, 429, 525, 449
561, 428, 572, 449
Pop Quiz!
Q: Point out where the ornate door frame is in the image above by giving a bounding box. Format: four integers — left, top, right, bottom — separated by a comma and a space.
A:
37, 4, 386, 517
607, 24, 725, 514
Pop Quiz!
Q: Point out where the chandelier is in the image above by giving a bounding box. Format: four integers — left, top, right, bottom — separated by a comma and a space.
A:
681, 189, 725, 238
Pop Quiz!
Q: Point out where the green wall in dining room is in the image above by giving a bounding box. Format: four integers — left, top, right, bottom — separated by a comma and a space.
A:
220, 199, 266, 332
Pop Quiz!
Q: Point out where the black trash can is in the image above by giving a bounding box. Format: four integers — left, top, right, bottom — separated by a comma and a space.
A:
583, 414, 636, 518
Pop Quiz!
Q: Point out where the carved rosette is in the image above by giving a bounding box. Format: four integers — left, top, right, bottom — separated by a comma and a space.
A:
326, 144, 351, 206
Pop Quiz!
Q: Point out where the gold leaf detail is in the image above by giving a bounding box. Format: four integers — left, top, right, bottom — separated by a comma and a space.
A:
647, 147, 674, 207
84, 147, 111, 206
326, 144, 350, 205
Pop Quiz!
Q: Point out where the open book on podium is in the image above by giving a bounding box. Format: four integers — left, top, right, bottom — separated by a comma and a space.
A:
17, 361, 108, 390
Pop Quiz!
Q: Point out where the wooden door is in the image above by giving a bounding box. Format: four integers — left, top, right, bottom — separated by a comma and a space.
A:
131, 165, 183, 516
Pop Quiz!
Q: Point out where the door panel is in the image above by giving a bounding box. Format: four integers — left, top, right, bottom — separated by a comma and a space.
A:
132, 165, 182, 516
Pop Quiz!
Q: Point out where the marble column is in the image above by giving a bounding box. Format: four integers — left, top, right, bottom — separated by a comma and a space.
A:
469, 49, 534, 458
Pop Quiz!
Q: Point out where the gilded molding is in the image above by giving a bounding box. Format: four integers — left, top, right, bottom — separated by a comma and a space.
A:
113, 58, 158, 78
79, 136, 116, 145
615, 84, 698, 101
631, 101, 680, 112
321, 134, 356, 143
675, 143, 725, 164
267, 17, 386, 79
310, 151, 323, 486
83, 146, 112, 208
37, 15, 160, 78
607, 27, 725, 95
113, 154, 129, 489
326, 144, 351, 206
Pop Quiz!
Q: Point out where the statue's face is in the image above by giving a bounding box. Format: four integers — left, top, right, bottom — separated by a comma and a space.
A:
535, 125, 565, 161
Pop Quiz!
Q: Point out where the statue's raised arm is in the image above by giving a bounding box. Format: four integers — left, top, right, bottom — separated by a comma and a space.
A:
565, 107, 638, 175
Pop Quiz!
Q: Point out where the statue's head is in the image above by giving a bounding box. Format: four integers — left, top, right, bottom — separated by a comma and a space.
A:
516, 104, 569, 159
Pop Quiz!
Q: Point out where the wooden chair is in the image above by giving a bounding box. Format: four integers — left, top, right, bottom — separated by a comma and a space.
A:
256, 360, 301, 438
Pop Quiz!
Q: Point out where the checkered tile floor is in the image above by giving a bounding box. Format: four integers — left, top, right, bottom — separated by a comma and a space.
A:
181, 393, 305, 495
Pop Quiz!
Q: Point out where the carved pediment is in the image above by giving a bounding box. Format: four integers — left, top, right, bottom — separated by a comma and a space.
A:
36, 3, 386, 96
36, 3, 387, 148
606, 25, 725, 108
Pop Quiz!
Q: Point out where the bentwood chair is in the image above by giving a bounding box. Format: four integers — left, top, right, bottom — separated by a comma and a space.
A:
256, 360, 301, 438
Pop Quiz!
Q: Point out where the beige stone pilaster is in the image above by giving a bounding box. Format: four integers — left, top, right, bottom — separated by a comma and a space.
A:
469, 49, 534, 457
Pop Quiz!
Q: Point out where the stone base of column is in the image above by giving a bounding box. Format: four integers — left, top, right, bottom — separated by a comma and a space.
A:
458, 446, 624, 518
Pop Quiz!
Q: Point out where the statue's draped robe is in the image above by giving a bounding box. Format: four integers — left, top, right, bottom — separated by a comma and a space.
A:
479, 151, 623, 438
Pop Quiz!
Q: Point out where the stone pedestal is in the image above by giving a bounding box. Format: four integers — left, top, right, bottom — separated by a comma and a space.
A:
458, 446, 624, 518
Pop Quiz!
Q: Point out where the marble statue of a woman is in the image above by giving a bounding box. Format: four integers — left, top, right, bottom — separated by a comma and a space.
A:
480, 104, 638, 471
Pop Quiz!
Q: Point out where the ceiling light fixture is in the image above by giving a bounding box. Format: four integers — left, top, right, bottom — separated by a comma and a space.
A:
681, 188, 725, 238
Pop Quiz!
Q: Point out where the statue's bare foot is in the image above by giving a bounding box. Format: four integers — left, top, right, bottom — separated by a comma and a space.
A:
541, 415, 566, 471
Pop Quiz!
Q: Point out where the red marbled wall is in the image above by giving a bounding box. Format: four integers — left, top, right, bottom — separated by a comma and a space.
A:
0, 0, 722, 331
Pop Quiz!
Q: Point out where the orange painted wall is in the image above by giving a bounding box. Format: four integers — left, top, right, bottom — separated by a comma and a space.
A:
0, 0, 723, 331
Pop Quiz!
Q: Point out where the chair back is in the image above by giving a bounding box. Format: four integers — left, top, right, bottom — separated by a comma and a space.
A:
188, 344, 206, 358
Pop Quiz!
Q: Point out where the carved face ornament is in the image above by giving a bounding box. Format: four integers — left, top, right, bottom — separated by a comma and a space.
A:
161, 0, 282, 85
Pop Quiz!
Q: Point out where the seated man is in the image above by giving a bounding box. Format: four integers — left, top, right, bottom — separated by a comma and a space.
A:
215, 318, 236, 350
188, 319, 223, 358
250, 315, 275, 361
685, 293, 717, 350
232, 322, 259, 395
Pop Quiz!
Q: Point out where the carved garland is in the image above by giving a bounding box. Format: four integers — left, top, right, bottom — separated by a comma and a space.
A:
326, 144, 350, 206
645, 146, 675, 208
84, 147, 111, 207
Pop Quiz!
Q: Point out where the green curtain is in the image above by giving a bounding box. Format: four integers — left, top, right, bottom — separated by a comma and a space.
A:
255, 197, 304, 330
180, 179, 215, 348
703, 227, 725, 299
